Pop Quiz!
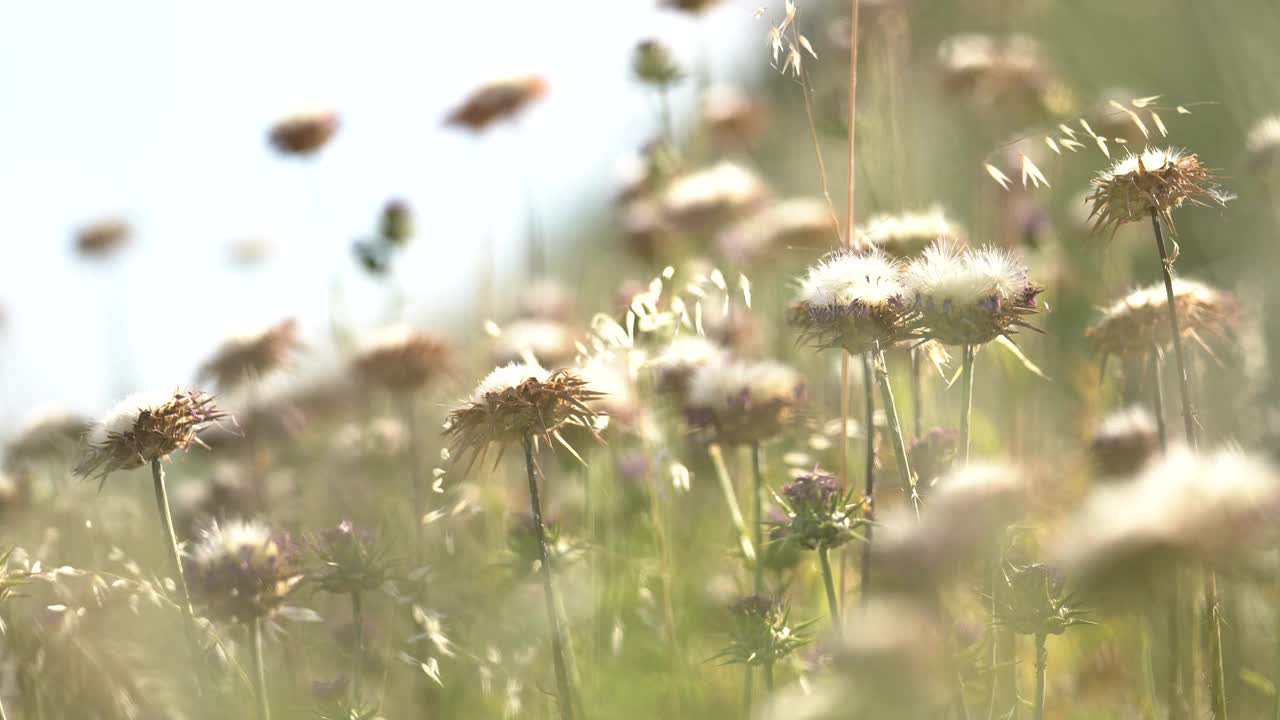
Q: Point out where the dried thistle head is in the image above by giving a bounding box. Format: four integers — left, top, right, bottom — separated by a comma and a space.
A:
854, 208, 965, 259
718, 197, 838, 264
444, 362, 602, 469
662, 0, 721, 12
790, 249, 915, 355
648, 335, 729, 398
906, 243, 1041, 346
718, 594, 813, 667
186, 519, 301, 623
74, 217, 130, 258
775, 469, 862, 551
493, 318, 577, 368
1087, 279, 1237, 368
704, 85, 769, 148
1086, 147, 1223, 235
354, 326, 452, 391
5, 410, 90, 468
661, 161, 770, 232
937, 33, 1065, 117
444, 74, 547, 132
268, 110, 340, 156
379, 198, 414, 246
306, 520, 395, 596
75, 389, 227, 480
685, 358, 805, 446
200, 318, 302, 391
1090, 407, 1159, 479
632, 39, 684, 87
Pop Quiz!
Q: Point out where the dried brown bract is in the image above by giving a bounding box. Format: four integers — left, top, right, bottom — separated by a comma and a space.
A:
445, 74, 547, 131
1086, 147, 1223, 235
75, 390, 228, 480
354, 326, 452, 391
200, 318, 302, 391
1087, 279, 1236, 368
268, 110, 340, 156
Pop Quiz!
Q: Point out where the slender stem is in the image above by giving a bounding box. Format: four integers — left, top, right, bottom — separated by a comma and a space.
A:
658, 86, 674, 145
522, 434, 576, 720
401, 396, 424, 585
743, 666, 754, 718
1033, 633, 1047, 720
1151, 352, 1169, 453
1170, 574, 1187, 720
150, 459, 205, 696
751, 443, 765, 597
1140, 617, 1157, 720
818, 547, 843, 637
1204, 570, 1228, 720
861, 352, 876, 600
708, 444, 756, 563
0, 690, 9, 720
847, 0, 860, 241
1148, 209, 1198, 449
764, 661, 775, 694
874, 347, 917, 518
250, 618, 271, 720
960, 345, 976, 463
792, 25, 842, 243
910, 347, 923, 439
840, 352, 851, 491
351, 590, 364, 707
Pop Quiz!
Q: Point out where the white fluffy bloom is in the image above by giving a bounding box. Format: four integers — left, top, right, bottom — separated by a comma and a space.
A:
191, 519, 274, 567
797, 249, 905, 310
907, 244, 1028, 308
661, 162, 769, 226
649, 336, 726, 376
471, 362, 551, 402
687, 359, 802, 411
856, 208, 963, 257
1098, 278, 1216, 322
1101, 147, 1186, 180
86, 390, 183, 449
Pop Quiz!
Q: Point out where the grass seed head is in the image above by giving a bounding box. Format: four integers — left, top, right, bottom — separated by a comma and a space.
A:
268, 110, 340, 156
1086, 147, 1221, 235
906, 243, 1041, 346
186, 519, 301, 623
76, 389, 227, 480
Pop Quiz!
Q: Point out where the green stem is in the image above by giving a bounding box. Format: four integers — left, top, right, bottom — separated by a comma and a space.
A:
522, 434, 576, 720
250, 618, 271, 720
1033, 633, 1047, 720
1140, 617, 1157, 720
960, 344, 976, 463
708, 444, 756, 564
819, 547, 843, 637
910, 347, 923, 439
874, 347, 917, 519
861, 352, 876, 601
1170, 574, 1187, 720
150, 459, 205, 696
351, 590, 364, 707
1204, 570, 1228, 720
401, 396, 424, 588
751, 443, 765, 597
764, 661, 775, 695
1148, 209, 1198, 449
1151, 351, 1169, 453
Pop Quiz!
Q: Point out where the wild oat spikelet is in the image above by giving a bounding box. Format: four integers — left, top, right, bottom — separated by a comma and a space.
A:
718, 198, 838, 264
1086, 147, 1222, 235
444, 361, 602, 470
268, 110, 340, 156
790, 249, 915, 355
854, 208, 965, 259
354, 326, 452, 391
1087, 279, 1236, 367
200, 319, 302, 391
685, 358, 805, 445
74, 217, 131, 258
75, 390, 227, 480
906, 243, 1041, 346
444, 74, 547, 132
186, 519, 302, 623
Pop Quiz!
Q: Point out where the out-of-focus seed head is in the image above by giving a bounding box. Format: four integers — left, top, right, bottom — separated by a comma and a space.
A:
854, 208, 966, 259
704, 85, 769, 148
444, 74, 547, 132
5, 410, 90, 468
307, 520, 395, 596
632, 39, 684, 87
1090, 407, 1159, 478
378, 198, 414, 246
1086, 147, 1222, 235
996, 562, 1092, 637
908, 427, 960, 492
906, 243, 1042, 346
790, 249, 915, 355
1087, 279, 1236, 368
75, 389, 228, 480
186, 519, 302, 623
685, 358, 805, 445
444, 362, 602, 469
354, 326, 452, 391
648, 335, 729, 398
74, 217, 131, 259
776, 470, 860, 550
718, 594, 812, 667
937, 33, 1066, 118
200, 319, 302, 391
718, 198, 837, 265
492, 319, 577, 369
661, 0, 721, 12
661, 161, 770, 232
268, 110, 340, 156
575, 356, 639, 432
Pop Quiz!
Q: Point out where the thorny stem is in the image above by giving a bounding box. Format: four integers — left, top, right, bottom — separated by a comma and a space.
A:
351, 590, 365, 707
708, 444, 756, 563
522, 433, 576, 720
874, 346, 917, 519
1033, 633, 1047, 720
751, 442, 765, 597
960, 345, 976, 463
150, 459, 206, 697
819, 547, 843, 637
1148, 209, 1198, 450
250, 618, 271, 720
861, 352, 876, 601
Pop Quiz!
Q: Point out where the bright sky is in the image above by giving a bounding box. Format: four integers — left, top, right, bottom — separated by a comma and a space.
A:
0, 0, 760, 431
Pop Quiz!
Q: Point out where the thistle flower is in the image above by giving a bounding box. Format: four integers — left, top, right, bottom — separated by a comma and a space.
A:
774, 470, 862, 551
660, 161, 770, 231
996, 562, 1092, 637
937, 33, 1064, 116
854, 208, 965, 259
632, 39, 683, 87
717, 594, 812, 668
575, 356, 639, 431
493, 319, 577, 368
685, 358, 805, 446
717, 198, 837, 264
648, 335, 728, 397
186, 519, 301, 623
307, 520, 395, 596
75, 389, 227, 480
354, 326, 452, 391
378, 198, 414, 246
268, 110, 340, 156
704, 85, 769, 147
444, 361, 602, 468
444, 74, 547, 132
907, 427, 960, 491
790, 249, 914, 355
74, 216, 130, 258
1086, 147, 1223, 235
1089, 407, 1159, 478
200, 319, 302, 391
661, 0, 721, 12
1087, 278, 1236, 367
906, 243, 1042, 346
5, 410, 90, 468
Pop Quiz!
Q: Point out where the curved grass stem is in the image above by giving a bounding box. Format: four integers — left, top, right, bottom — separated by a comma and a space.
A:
960, 344, 976, 463
249, 618, 271, 720
819, 547, 843, 638
708, 444, 756, 564
873, 347, 917, 519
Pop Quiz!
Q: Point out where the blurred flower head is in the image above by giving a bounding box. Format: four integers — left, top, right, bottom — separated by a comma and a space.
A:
268, 110, 340, 156
632, 39, 684, 87
493, 319, 577, 369
187, 519, 302, 622
906, 243, 1041, 346
74, 217, 131, 259
354, 326, 453, 391
648, 335, 728, 398
76, 389, 227, 479
703, 85, 769, 147
661, 161, 770, 232
776, 469, 860, 551
445, 74, 547, 132
1087, 278, 1236, 368
854, 208, 965, 259
200, 318, 302, 391
307, 520, 395, 596
718, 594, 812, 667
1090, 407, 1159, 479
718, 197, 837, 265
685, 358, 804, 445
907, 427, 960, 492
5, 410, 90, 468
379, 198, 414, 247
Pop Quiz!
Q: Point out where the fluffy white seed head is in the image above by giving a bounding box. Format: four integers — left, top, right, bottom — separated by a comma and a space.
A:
856, 208, 963, 256
906, 244, 1028, 308
1247, 116, 1280, 157
650, 336, 727, 376
86, 390, 184, 449
471, 361, 551, 402
1100, 147, 1186, 180
797, 250, 905, 311
191, 519, 274, 567
687, 359, 802, 411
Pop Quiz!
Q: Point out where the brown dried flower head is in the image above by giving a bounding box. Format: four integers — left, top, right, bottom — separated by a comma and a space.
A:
354, 326, 452, 391
75, 389, 227, 479
685, 358, 805, 445
200, 318, 302, 391
445, 74, 547, 132
74, 217, 131, 258
1087, 279, 1236, 368
1090, 407, 1159, 479
662, 0, 721, 12
444, 362, 602, 469
718, 198, 837, 264
853, 208, 965, 259
1086, 147, 1222, 235
661, 161, 770, 232
186, 519, 302, 623
790, 249, 915, 355
268, 110, 340, 156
